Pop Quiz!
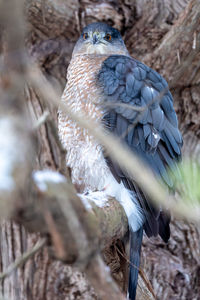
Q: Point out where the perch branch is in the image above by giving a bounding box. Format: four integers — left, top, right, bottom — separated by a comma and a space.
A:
16, 172, 128, 299
17, 173, 128, 260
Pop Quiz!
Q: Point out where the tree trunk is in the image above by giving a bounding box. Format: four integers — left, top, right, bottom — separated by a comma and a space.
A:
0, 0, 200, 299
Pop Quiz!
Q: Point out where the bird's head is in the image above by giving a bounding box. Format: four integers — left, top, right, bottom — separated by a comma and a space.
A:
72, 22, 128, 57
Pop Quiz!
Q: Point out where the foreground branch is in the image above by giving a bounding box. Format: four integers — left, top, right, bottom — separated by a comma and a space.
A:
0, 1, 127, 299
0, 0, 34, 217
27, 64, 200, 221
27, 65, 166, 207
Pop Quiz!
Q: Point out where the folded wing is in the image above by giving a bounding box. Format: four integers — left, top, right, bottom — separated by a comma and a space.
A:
98, 55, 182, 241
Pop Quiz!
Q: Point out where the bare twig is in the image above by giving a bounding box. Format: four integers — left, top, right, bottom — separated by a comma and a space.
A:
27, 64, 200, 221
192, 31, 197, 50
102, 87, 167, 114
176, 50, 181, 65
43, 209, 66, 259
115, 245, 156, 300
120, 88, 167, 139
33, 109, 50, 129
0, 238, 46, 280
46, 116, 69, 177
103, 102, 145, 112
27, 64, 166, 208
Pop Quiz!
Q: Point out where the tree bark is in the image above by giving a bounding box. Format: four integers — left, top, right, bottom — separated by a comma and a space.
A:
0, 0, 200, 300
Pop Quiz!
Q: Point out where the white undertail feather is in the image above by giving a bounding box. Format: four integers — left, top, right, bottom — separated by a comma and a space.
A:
103, 174, 144, 231
58, 55, 144, 232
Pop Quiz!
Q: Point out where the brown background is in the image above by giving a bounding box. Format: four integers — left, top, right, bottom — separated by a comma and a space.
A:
0, 1, 200, 299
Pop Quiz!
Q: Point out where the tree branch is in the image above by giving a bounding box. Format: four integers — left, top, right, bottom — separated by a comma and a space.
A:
16, 171, 128, 261
0, 0, 34, 217
15, 170, 128, 299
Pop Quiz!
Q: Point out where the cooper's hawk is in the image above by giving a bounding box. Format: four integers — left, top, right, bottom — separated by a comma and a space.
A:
58, 22, 182, 300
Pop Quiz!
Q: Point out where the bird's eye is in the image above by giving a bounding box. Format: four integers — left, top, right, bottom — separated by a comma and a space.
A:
83, 33, 89, 40
105, 34, 112, 41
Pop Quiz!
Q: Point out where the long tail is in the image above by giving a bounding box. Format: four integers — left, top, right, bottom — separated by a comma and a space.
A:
128, 226, 143, 300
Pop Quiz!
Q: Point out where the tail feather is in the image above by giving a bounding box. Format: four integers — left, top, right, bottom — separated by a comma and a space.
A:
128, 227, 143, 300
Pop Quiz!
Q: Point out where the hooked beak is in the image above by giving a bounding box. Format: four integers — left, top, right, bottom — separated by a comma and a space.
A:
92, 33, 99, 44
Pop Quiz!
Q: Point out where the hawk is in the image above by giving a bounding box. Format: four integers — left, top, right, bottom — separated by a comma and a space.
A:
58, 22, 182, 300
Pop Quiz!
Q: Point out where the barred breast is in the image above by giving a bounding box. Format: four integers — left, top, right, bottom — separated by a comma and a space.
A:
58, 54, 144, 231
58, 54, 110, 192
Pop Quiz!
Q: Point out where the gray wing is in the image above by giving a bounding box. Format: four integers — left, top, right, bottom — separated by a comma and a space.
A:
97, 55, 182, 241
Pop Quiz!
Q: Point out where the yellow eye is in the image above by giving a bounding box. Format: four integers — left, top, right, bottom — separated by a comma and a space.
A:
83, 33, 88, 40
105, 33, 112, 41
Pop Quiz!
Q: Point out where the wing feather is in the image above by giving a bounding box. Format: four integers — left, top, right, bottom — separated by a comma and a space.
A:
98, 55, 182, 241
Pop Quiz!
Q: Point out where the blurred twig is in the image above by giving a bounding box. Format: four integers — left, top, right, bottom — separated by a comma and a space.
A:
116, 245, 156, 300
0, 238, 46, 281
0, 0, 34, 216
0, 1, 127, 298
33, 109, 50, 129
27, 64, 200, 221
27, 64, 167, 210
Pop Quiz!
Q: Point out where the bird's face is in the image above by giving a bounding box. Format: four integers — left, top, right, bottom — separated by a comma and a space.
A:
72, 22, 128, 57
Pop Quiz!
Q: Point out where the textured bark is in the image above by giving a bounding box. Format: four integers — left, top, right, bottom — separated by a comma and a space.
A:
0, 0, 200, 300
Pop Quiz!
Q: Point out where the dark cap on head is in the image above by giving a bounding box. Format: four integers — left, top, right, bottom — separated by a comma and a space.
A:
72, 22, 128, 56
82, 22, 121, 38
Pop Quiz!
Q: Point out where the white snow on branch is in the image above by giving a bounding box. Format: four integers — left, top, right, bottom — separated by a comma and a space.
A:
0, 118, 26, 191
79, 191, 109, 210
33, 170, 109, 210
33, 170, 66, 191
